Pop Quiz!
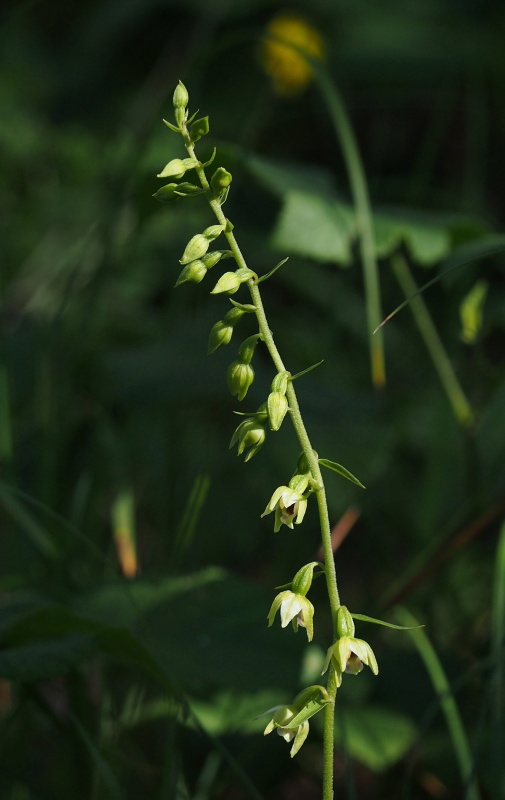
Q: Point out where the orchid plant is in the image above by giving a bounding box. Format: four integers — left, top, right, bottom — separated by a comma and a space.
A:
154, 81, 409, 800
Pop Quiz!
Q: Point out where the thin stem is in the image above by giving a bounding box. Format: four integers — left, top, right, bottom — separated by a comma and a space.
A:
312, 64, 385, 390
391, 253, 473, 427
182, 118, 340, 800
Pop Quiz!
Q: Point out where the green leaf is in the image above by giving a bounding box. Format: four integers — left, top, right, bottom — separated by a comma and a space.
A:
272, 191, 355, 265
318, 459, 365, 489
291, 360, 324, 381
257, 257, 289, 284
351, 613, 423, 630
333, 705, 417, 772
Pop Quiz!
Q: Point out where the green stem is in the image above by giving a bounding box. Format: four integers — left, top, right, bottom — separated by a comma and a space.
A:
312, 65, 385, 390
183, 121, 340, 800
391, 253, 473, 427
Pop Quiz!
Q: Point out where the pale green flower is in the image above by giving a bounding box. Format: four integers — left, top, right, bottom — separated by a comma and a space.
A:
322, 607, 378, 687
263, 705, 309, 758
261, 485, 307, 531
268, 590, 314, 641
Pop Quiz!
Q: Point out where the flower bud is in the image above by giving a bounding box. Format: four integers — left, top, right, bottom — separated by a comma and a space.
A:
173, 81, 189, 110
227, 361, 254, 401
208, 306, 245, 353
291, 562, 319, 597
201, 251, 225, 269
297, 451, 316, 474
157, 157, 198, 180
180, 234, 209, 265
203, 224, 225, 241
189, 116, 209, 143
175, 260, 207, 287
267, 391, 289, 431
152, 183, 180, 203
211, 167, 233, 200
238, 335, 260, 365
288, 473, 310, 494
211, 271, 241, 295
173, 81, 189, 127
208, 321, 234, 353
271, 371, 289, 394
230, 417, 266, 461
336, 606, 355, 639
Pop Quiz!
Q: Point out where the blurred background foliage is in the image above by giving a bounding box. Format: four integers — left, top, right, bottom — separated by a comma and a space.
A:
1, 0, 505, 798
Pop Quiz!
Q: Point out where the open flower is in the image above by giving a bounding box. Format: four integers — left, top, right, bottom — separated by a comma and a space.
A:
263, 705, 309, 758
261, 485, 308, 531
260, 685, 329, 758
268, 590, 314, 641
322, 606, 378, 687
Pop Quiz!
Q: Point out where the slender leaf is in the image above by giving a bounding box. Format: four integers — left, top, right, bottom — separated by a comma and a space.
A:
318, 459, 365, 489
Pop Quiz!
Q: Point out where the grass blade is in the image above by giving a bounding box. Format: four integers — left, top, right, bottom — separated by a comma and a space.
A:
395, 606, 481, 800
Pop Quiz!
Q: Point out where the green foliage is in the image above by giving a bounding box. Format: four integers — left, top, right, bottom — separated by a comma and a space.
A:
1, 1, 505, 798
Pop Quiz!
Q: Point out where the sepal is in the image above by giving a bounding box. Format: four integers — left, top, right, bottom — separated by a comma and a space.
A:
189, 116, 210, 143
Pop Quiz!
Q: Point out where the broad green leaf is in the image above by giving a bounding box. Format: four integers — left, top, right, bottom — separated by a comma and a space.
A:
333, 705, 417, 772
272, 191, 354, 265
318, 458, 365, 488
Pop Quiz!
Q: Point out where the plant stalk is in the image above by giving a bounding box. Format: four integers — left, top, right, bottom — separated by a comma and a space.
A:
183, 121, 340, 800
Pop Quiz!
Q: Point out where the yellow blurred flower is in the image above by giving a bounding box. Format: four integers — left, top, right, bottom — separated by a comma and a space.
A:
260, 14, 324, 96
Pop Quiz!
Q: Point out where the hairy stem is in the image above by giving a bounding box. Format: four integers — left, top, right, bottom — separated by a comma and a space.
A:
183, 122, 339, 800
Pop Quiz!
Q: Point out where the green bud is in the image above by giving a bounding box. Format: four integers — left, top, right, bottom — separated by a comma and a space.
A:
173, 81, 189, 109
297, 451, 316, 474
172, 182, 204, 197
211, 167, 233, 189
211, 271, 241, 295
180, 234, 210, 265
157, 157, 198, 180
175, 260, 207, 287
208, 321, 234, 354
271, 371, 289, 394
152, 183, 180, 202
291, 562, 319, 597
238, 334, 260, 365
230, 416, 266, 461
203, 224, 224, 241
208, 305, 247, 352
288, 473, 310, 494
201, 251, 225, 269
153, 183, 203, 202
336, 606, 355, 639
267, 391, 289, 431
189, 116, 210, 143
227, 361, 254, 401
223, 306, 246, 326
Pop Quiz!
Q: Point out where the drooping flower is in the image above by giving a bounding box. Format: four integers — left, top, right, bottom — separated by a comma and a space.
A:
261, 685, 329, 757
263, 705, 309, 758
322, 606, 379, 687
268, 590, 315, 641
261, 481, 308, 532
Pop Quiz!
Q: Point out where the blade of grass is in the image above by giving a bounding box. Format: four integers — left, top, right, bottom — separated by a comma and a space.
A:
70, 712, 126, 800
395, 607, 481, 800
491, 519, 505, 798
310, 60, 385, 389
0, 484, 60, 560
173, 473, 210, 567
391, 253, 473, 427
